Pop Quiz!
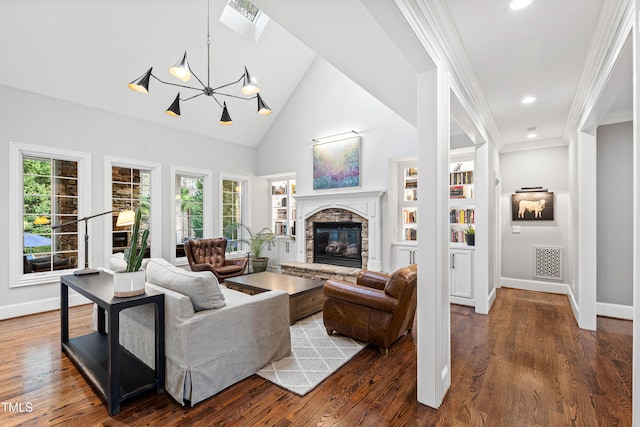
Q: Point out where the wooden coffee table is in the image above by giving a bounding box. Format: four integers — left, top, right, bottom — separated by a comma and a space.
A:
225, 272, 325, 325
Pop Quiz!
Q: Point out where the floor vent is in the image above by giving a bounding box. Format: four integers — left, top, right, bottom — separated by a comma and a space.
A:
532, 246, 563, 281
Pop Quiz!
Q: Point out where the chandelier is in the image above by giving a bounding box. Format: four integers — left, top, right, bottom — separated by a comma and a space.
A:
127, 1, 271, 125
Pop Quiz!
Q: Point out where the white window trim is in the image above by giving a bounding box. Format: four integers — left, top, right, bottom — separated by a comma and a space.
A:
9, 142, 92, 288
104, 156, 162, 267
171, 165, 213, 266
219, 3, 269, 43
219, 172, 251, 255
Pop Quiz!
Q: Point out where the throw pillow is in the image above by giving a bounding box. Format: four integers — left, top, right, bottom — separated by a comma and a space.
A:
145, 258, 225, 311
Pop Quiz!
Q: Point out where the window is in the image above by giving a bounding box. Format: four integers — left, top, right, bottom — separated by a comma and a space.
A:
11, 143, 90, 287
176, 175, 204, 255
227, 0, 260, 22
104, 157, 160, 265
22, 156, 79, 274
221, 176, 248, 253
111, 166, 151, 255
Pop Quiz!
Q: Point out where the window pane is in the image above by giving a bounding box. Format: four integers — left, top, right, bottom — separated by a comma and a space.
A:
176, 175, 205, 246
23, 156, 78, 274
112, 166, 151, 255
227, 0, 260, 21
221, 178, 247, 252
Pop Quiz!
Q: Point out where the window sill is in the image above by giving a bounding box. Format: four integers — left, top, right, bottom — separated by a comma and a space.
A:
12, 269, 76, 288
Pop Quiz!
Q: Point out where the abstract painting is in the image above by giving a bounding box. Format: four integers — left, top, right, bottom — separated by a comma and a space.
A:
313, 136, 361, 190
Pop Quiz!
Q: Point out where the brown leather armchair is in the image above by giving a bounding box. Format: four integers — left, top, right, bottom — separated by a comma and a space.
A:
184, 238, 248, 281
323, 264, 417, 354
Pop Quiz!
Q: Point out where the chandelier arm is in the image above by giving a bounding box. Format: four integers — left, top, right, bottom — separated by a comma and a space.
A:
189, 69, 208, 90
210, 75, 244, 92
210, 94, 224, 109
182, 92, 207, 102
212, 92, 256, 101
151, 75, 204, 92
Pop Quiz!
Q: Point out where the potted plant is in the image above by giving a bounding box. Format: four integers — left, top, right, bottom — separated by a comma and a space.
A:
225, 224, 275, 273
464, 224, 475, 246
113, 208, 149, 297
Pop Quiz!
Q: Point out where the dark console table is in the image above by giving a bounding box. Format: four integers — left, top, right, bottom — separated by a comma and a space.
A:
60, 272, 164, 415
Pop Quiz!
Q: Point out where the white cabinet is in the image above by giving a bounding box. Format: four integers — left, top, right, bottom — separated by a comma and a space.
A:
391, 243, 418, 272
278, 238, 296, 265
264, 239, 279, 270
265, 237, 297, 272
449, 248, 474, 306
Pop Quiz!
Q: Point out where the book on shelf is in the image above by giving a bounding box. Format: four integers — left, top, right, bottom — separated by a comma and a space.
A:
404, 209, 417, 224
449, 208, 475, 224
406, 167, 418, 177
450, 229, 466, 243
405, 179, 418, 189
449, 171, 473, 185
449, 185, 473, 199
404, 228, 417, 241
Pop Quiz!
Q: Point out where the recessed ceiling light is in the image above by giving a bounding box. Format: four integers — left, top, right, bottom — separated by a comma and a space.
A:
527, 133, 538, 139
510, 0, 533, 10
521, 96, 536, 104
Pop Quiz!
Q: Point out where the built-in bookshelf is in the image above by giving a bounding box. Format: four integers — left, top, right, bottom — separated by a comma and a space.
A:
271, 178, 296, 236
400, 163, 418, 241
449, 158, 474, 246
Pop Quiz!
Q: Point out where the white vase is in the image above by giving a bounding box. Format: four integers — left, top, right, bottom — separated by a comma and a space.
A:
113, 269, 145, 297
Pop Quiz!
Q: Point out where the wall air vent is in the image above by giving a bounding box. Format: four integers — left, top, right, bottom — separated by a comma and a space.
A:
532, 246, 563, 281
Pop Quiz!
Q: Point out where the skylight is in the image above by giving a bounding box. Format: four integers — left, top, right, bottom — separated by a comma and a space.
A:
227, 0, 260, 22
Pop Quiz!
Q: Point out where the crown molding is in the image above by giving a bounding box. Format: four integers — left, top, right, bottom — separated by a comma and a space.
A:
562, 0, 634, 139
393, 0, 501, 149
499, 137, 568, 154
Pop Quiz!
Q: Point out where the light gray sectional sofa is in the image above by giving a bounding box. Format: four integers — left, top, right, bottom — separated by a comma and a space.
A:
109, 257, 291, 406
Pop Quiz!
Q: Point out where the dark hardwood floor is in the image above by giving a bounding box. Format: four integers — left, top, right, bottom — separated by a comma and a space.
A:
0, 288, 631, 426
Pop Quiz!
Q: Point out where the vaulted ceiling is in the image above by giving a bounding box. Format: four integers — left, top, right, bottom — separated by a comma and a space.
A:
1, 0, 627, 151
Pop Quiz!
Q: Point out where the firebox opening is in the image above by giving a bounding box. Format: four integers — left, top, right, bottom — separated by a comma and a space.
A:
313, 222, 362, 268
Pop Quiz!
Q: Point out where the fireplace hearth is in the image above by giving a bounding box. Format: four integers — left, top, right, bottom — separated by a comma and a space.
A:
313, 222, 362, 268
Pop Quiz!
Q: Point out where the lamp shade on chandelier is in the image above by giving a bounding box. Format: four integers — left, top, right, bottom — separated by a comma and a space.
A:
127, 1, 272, 125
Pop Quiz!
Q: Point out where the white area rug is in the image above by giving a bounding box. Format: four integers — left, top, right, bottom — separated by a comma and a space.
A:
257, 312, 367, 396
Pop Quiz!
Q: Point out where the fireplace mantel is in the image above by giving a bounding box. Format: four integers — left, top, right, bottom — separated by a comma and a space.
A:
294, 190, 384, 271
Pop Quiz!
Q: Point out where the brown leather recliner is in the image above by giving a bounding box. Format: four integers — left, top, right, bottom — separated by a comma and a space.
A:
323, 264, 417, 354
184, 238, 248, 281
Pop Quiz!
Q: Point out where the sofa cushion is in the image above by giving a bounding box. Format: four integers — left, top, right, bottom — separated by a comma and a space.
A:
145, 258, 225, 311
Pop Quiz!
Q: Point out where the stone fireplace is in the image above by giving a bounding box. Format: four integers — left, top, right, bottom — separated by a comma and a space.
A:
293, 191, 384, 272
308, 210, 366, 268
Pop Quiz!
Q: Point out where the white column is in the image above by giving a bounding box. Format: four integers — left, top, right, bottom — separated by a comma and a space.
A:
577, 130, 597, 331
416, 66, 451, 408
474, 141, 490, 314
632, 4, 640, 425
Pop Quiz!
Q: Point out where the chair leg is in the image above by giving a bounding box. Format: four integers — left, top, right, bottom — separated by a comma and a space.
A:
326, 328, 333, 336
379, 347, 389, 355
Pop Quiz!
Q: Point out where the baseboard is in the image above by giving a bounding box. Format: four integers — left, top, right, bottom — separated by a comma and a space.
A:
567, 287, 579, 323
0, 293, 90, 320
501, 277, 569, 295
596, 302, 633, 320
450, 296, 475, 307
487, 287, 497, 311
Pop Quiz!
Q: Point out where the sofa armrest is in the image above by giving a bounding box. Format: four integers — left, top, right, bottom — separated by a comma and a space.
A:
324, 279, 397, 313
356, 270, 390, 290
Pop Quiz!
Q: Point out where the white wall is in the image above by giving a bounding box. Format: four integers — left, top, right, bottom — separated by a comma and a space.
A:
500, 146, 570, 286
0, 84, 257, 315
256, 57, 419, 272
596, 121, 633, 305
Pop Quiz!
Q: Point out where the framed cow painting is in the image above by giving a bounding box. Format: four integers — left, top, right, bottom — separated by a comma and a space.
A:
511, 191, 554, 221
